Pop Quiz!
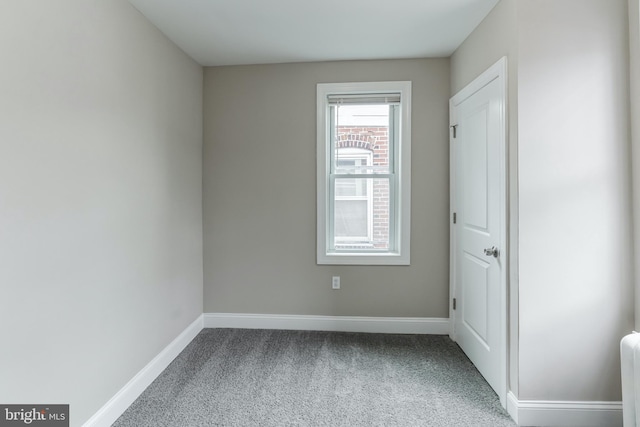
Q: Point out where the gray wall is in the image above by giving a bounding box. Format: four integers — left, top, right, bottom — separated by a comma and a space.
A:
0, 1, 203, 425
630, 0, 640, 333
452, 0, 634, 403
203, 59, 450, 317
517, 0, 633, 401
450, 0, 521, 396
450, 0, 518, 95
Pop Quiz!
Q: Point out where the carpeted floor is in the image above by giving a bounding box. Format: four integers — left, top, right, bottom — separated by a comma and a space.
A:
113, 329, 516, 426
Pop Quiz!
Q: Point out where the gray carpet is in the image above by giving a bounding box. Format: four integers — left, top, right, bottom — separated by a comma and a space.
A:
113, 329, 515, 426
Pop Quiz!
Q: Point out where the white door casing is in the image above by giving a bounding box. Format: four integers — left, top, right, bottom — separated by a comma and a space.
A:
449, 57, 508, 407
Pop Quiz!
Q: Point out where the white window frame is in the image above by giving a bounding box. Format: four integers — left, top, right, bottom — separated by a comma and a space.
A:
317, 81, 411, 265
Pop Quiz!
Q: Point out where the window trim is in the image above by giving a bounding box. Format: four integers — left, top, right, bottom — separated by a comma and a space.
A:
317, 81, 411, 265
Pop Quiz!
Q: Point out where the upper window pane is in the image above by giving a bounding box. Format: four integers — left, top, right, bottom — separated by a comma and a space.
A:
332, 105, 391, 175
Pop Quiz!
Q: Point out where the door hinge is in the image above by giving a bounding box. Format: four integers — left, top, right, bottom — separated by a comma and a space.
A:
450, 124, 458, 139
452, 212, 457, 224
453, 298, 457, 310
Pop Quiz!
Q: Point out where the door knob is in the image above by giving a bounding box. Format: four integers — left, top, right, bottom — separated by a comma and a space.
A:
484, 246, 499, 258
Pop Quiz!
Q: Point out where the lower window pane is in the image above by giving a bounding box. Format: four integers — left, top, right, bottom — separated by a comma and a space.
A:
335, 200, 368, 238
333, 178, 389, 250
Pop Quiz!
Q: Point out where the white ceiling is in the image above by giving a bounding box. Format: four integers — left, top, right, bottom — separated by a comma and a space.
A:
127, 0, 500, 67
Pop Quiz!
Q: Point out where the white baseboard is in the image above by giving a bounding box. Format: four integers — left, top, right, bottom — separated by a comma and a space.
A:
507, 391, 623, 427
83, 315, 203, 427
203, 312, 449, 335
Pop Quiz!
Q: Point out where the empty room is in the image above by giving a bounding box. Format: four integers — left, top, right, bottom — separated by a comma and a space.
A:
1, 0, 639, 426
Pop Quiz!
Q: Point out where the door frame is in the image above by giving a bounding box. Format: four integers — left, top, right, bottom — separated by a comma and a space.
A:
449, 56, 508, 407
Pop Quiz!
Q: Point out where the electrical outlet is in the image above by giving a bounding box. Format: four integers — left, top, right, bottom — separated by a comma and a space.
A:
332, 276, 340, 290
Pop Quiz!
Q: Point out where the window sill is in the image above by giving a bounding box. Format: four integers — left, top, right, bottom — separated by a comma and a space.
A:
317, 252, 410, 266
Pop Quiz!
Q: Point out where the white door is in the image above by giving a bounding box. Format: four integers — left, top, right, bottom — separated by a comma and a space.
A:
450, 58, 507, 405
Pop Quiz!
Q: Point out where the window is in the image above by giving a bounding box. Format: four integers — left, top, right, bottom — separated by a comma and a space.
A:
317, 81, 411, 265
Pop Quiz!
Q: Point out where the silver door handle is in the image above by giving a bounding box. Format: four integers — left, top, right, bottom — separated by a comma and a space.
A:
484, 246, 499, 258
